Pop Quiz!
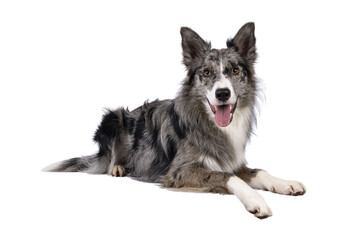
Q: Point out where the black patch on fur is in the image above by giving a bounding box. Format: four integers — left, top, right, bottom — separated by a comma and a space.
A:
222, 68, 228, 75
146, 105, 160, 148
169, 103, 187, 139
208, 55, 220, 63
149, 137, 177, 181
238, 62, 250, 76
149, 127, 159, 147
226, 39, 238, 51
223, 61, 249, 77
122, 111, 135, 135
93, 110, 120, 156
132, 110, 145, 151
204, 174, 211, 182
166, 137, 177, 161
187, 67, 197, 86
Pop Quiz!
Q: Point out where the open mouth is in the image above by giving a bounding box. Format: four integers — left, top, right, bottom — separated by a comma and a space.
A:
207, 99, 237, 127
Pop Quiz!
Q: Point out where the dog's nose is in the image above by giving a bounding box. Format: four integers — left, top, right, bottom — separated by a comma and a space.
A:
215, 88, 231, 102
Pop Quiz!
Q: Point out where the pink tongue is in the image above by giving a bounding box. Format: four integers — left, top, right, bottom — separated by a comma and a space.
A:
215, 105, 231, 127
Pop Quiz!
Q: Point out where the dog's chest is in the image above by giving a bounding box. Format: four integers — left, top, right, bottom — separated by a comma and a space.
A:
203, 107, 252, 173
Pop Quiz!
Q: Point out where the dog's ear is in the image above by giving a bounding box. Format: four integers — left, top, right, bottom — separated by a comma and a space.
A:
227, 22, 257, 63
180, 27, 211, 68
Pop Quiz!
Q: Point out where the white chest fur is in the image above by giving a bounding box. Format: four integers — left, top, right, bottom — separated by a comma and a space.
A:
202, 107, 252, 173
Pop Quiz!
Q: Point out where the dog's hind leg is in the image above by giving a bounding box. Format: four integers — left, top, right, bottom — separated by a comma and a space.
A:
94, 108, 136, 177
111, 165, 126, 177
235, 166, 306, 196
107, 141, 131, 177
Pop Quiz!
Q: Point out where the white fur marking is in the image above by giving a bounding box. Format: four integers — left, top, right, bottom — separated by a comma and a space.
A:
220, 107, 252, 172
202, 155, 222, 172
42, 161, 63, 172
201, 106, 252, 173
227, 176, 272, 218
206, 60, 237, 106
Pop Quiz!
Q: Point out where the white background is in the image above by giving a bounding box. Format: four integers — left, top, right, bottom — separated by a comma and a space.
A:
1, 0, 359, 239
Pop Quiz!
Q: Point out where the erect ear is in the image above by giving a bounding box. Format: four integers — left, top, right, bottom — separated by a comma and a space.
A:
227, 22, 257, 63
180, 27, 211, 68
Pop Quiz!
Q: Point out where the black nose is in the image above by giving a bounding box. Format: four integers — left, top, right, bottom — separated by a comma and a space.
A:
215, 88, 231, 102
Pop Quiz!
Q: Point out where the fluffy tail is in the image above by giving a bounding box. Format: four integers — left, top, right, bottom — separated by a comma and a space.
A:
42, 154, 110, 174
43, 108, 130, 175
43, 108, 131, 174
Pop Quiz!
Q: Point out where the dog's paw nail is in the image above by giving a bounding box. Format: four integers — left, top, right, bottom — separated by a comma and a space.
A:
288, 182, 306, 196
252, 207, 272, 219
248, 208, 259, 214
246, 203, 272, 219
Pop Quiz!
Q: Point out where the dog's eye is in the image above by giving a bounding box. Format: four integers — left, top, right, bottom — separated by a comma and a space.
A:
232, 68, 239, 75
203, 69, 210, 76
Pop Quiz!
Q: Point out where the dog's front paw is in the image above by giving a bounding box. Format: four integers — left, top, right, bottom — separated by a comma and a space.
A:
227, 176, 272, 219
243, 194, 273, 219
267, 180, 306, 196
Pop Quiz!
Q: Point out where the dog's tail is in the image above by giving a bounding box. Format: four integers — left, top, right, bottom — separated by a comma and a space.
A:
43, 108, 130, 175
42, 154, 110, 174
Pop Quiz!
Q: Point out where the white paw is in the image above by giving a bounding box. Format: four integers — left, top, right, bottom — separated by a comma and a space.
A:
227, 176, 272, 219
252, 171, 306, 196
266, 180, 306, 196
243, 193, 273, 219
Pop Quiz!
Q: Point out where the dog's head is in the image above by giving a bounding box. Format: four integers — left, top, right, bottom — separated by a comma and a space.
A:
180, 22, 257, 127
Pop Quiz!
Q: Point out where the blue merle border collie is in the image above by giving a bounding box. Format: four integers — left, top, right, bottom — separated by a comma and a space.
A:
44, 22, 305, 219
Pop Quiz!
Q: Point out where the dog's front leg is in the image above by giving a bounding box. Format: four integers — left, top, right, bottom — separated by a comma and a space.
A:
226, 176, 272, 219
163, 166, 272, 219
250, 170, 306, 196
236, 166, 306, 196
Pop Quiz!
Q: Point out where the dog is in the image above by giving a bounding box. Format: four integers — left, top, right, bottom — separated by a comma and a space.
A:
44, 22, 306, 219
